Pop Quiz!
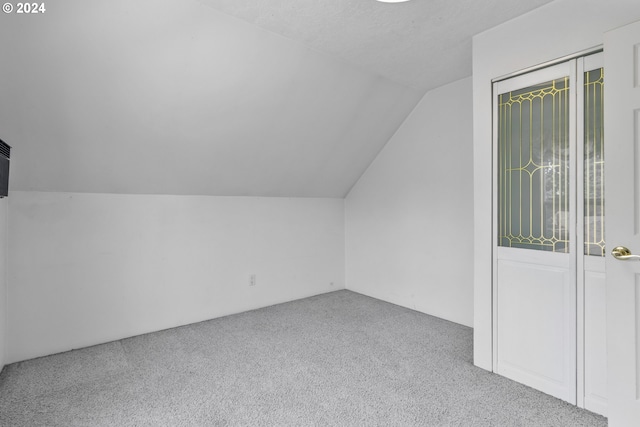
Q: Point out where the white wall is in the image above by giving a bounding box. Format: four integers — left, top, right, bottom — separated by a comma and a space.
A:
7, 192, 344, 363
0, 199, 7, 371
345, 77, 474, 327
472, 0, 640, 370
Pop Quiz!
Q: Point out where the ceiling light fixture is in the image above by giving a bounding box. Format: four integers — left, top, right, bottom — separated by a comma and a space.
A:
376, 0, 412, 3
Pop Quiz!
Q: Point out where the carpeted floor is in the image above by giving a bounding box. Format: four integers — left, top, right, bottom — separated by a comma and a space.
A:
0, 290, 606, 426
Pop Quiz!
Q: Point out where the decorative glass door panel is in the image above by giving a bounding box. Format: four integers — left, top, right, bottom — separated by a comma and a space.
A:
584, 67, 605, 257
498, 77, 570, 252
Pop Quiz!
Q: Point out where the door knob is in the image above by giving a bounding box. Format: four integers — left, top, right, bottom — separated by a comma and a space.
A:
611, 246, 640, 261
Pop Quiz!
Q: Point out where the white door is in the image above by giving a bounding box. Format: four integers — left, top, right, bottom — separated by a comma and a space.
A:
604, 19, 640, 427
493, 62, 578, 404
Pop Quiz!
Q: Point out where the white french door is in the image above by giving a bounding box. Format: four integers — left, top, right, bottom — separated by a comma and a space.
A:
492, 54, 607, 410
493, 61, 578, 404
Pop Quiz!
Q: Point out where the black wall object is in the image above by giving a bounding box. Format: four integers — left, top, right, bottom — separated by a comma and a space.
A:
0, 139, 10, 198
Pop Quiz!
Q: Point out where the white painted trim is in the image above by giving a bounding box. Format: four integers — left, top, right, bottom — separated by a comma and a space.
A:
492, 46, 603, 83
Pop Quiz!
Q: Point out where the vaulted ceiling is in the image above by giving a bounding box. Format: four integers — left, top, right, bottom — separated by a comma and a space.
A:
0, 0, 552, 197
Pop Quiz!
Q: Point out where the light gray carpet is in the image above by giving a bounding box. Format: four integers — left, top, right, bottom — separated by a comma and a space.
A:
0, 290, 606, 426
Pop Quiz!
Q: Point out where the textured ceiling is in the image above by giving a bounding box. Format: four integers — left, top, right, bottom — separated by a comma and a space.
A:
197, 0, 555, 91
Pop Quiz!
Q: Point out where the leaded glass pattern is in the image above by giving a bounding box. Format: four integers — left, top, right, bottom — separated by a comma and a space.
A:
498, 77, 570, 252
584, 68, 605, 256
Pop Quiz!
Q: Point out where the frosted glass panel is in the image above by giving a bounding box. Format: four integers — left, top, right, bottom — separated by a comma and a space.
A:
498, 77, 570, 252
584, 68, 605, 257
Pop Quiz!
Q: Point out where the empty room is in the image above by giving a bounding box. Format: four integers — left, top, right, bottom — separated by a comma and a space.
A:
1, 0, 640, 425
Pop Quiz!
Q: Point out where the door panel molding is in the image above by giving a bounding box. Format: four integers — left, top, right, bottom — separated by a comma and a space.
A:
496, 259, 574, 402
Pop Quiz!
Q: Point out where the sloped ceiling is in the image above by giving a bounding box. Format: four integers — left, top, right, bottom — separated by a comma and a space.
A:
0, 0, 552, 197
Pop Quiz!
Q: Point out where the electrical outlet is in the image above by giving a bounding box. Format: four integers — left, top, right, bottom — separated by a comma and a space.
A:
249, 274, 256, 286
